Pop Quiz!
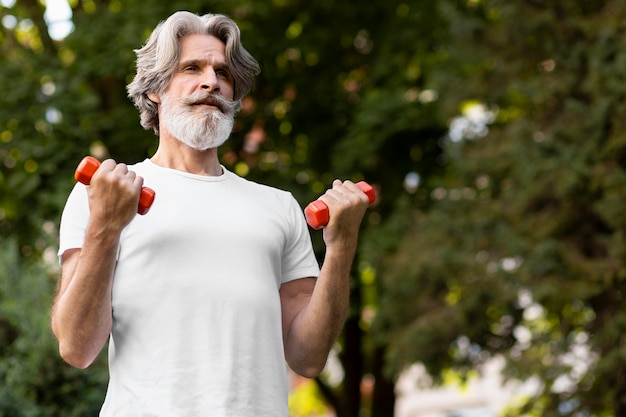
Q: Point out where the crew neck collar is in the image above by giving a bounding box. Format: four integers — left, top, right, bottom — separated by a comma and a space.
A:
142, 158, 230, 182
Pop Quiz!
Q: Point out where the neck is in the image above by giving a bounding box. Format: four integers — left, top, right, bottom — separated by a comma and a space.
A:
150, 134, 223, 176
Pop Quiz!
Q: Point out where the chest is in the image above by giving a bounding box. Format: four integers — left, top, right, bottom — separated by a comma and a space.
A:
111, 179, 290, 317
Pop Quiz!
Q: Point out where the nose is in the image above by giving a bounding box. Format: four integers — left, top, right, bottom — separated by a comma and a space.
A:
201, 68, 220, 93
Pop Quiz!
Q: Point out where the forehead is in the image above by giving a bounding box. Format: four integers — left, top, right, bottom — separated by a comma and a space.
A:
179, 34, 227, 62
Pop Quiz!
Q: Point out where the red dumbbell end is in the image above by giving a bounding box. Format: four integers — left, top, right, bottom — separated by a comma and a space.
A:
305, 200, 330, 230
356, 181, 376, 204
137, 188, 156, 215
74, 156, 100, 185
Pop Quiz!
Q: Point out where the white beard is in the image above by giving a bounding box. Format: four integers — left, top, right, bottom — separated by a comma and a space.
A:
159, 92, 238, 151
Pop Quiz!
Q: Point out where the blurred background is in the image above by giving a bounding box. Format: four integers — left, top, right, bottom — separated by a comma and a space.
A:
1, 0, 626, 416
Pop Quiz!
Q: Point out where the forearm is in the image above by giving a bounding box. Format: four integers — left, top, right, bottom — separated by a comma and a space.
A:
285, 247, 354, 377
284, 179, 369, 376
51, 224, 120, 368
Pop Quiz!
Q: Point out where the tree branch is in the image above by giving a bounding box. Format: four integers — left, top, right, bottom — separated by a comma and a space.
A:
20, 0, 58, 54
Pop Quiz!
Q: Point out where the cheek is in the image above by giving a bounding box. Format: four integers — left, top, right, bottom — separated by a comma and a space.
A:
221, 82, 235, 100
165, 79, 194, 97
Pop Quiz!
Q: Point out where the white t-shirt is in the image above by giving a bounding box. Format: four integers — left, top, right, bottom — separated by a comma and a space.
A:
58, 160, 321, 417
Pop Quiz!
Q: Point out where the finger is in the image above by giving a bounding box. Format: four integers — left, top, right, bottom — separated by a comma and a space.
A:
112, 163, 129, 175
330, 180, 369, 205
98, 158, 118, 173
132, 174, 144, 188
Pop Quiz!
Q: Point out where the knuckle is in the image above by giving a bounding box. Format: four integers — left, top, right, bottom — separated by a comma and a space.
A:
115, 163, 128, 173
101, 158, 117, 169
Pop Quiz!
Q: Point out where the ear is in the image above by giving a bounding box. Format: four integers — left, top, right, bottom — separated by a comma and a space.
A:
148, 93, 161, 104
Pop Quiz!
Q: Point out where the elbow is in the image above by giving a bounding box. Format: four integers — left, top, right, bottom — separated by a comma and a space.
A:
58, 342, 96, 369
285, 339, 332, 378
298, 365, 326, 379
289, 358, 327, 379
51, 323, 93, 368
54, 328, 98, 369
51, 317, 106, 369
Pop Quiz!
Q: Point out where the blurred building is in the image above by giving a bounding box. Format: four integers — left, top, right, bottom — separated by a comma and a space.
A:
289, 354, 528, 417
395, 356, 523, 417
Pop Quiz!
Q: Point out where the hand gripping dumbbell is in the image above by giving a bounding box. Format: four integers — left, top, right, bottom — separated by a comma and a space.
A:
74, 156, 156, 215
305, 181, 376, 230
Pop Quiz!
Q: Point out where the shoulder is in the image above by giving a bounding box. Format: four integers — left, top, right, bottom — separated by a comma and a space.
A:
127, 159, 154, 176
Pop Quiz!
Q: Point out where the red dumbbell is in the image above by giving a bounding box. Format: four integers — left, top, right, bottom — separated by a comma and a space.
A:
305, 181, 376, 230
74, 156, 156, 215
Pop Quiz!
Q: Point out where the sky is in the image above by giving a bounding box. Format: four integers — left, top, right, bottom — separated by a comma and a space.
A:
44, 0, 74, 40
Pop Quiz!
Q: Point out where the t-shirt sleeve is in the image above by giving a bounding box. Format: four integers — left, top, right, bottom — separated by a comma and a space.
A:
281, 195, 320, 283
57, 182, 90, 263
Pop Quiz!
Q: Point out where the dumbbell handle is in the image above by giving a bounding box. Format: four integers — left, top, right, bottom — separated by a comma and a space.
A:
305, 181, 376, 230
74, 156, 155, 215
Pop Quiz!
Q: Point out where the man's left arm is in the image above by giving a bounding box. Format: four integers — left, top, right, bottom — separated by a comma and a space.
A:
280, 180, 370, 378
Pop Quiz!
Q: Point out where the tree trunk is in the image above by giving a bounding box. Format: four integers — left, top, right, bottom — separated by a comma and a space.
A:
340, 314, 364, 417
371, 346, 396, 417
337, 283, 364, 417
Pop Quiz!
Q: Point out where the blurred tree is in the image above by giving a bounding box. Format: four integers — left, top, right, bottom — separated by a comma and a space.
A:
377, 0, 626, 416
0, 237, 108, 416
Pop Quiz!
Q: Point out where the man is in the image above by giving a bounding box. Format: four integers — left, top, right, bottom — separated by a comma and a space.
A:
51, 10, 369, 416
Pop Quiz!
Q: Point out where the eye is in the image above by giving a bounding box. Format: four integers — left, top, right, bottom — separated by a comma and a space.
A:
216, 69, 230, 79
183, 65, 199, 72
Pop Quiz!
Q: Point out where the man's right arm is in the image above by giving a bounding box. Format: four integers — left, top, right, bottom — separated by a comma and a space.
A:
51, 231, 118, 368
51, 159, 143, 369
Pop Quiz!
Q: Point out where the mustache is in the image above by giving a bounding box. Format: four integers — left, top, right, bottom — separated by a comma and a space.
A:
180, 92, 241, 115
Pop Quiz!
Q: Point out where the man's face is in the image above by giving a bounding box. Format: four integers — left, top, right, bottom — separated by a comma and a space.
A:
149, 34, 239, 150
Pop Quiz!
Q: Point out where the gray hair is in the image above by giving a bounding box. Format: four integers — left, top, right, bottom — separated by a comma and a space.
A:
127, 11, 260, 134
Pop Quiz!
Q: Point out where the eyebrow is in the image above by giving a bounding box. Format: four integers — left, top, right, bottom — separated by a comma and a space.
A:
178, 58, 230, 72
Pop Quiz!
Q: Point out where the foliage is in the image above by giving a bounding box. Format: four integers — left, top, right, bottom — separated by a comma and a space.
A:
377, 0, 626, 416
0, 238, 108, 416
